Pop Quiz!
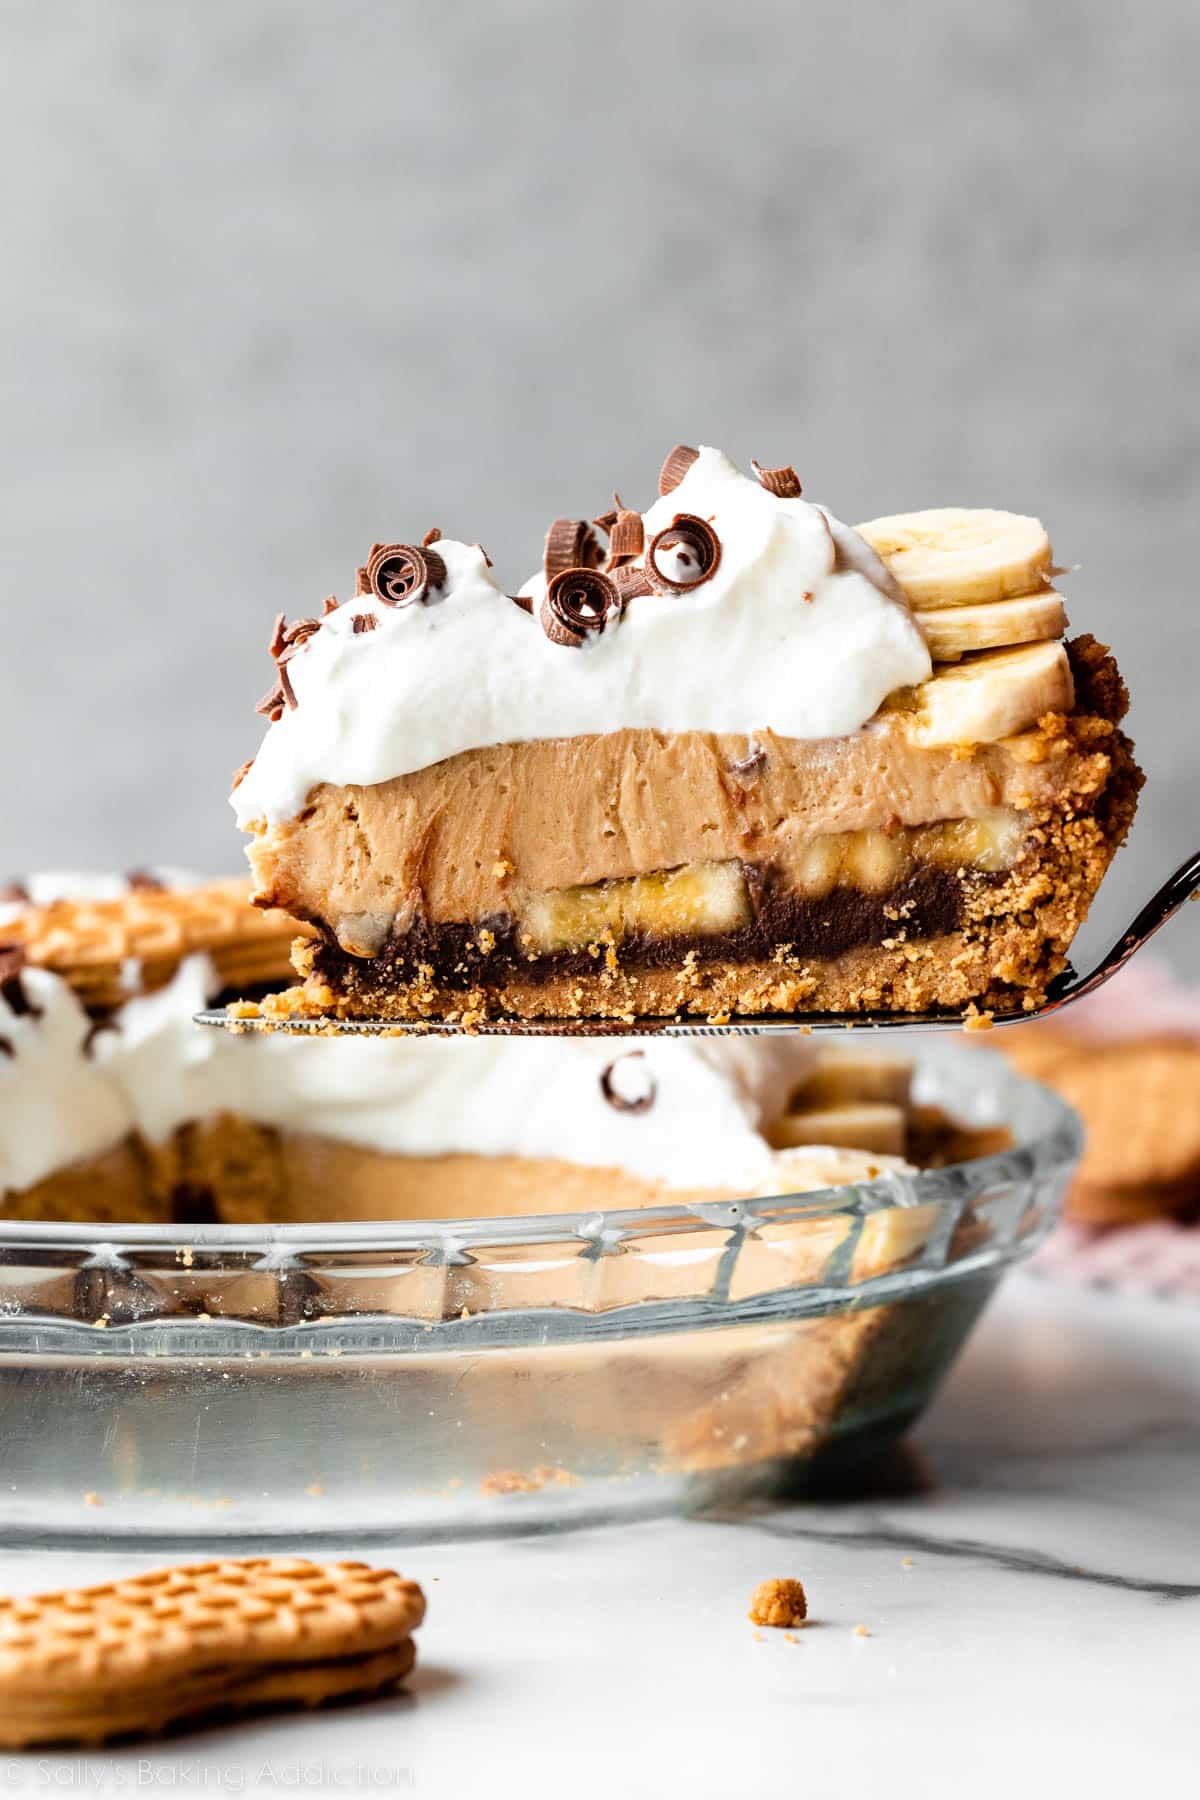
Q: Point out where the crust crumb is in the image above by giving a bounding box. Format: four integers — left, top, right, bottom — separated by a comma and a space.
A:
748, 1577, 808, 1629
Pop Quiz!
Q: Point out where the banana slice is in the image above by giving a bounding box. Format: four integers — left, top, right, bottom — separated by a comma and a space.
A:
768, 1102, 908, 1157
915, 592, 1067, 661
856, 508, 1053, 608
911, 641, 1074, 748
793, 1055, 914, 1111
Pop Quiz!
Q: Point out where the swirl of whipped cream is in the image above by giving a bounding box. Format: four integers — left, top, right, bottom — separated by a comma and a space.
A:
232, 447, 932, 829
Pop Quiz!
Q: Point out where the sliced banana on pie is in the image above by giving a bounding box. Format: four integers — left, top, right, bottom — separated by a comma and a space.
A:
911, 641, 1075, 747
856, 508, 1053, 608
914, 591, 1067, 660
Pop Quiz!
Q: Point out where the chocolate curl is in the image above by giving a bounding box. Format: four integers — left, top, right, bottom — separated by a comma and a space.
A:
611, 565, 655, 603
544, 518, 604, 582
0, 945, 42, 1020
751, 459, 802, 499
276, 618, 322, 662
422, 527, 442, 547
600, 1051, 657, 1114
354, 565, 372, 596
657, 444, 699, 496
367, 542, 447, 607
607, 509, 644, 566
646, 513, 722, 593
541, 567, 622, 648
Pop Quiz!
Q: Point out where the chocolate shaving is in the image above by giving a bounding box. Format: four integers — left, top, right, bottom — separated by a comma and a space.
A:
646, 513, 722, 593
544, 519, 604, 583
509, 591, 535, 615
255, 682, 285, 722
728, 742, 766, 779
472, 541, 494, 568
0, 946, 41, 1020
276, 618, 322, 662
600, 1050, 657, 1115
322, 594, 340, 616
352, 612, 378, 634
256, 609, 317, 719
0, 881, 30, 906
422, 527, 443, 548
0, 1035, 12, 1059
657, 444, 699, 496
751, 459, 803, 498
354, 566, 372, 596
611, 564, 655, 603
541, 567, 622, 648
367, 543, 447, 607
608, 509, 644, 565
126, 869, 166, 893
231, 758, 254, 791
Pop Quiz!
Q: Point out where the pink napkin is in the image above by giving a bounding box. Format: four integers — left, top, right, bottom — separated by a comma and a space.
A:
1028, 956, 1200, 1296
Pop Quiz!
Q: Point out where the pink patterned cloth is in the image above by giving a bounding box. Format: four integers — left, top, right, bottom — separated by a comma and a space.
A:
1035, 1221, 1200, 1299
1028, 954, 1200, 1044
1026, 956, 1200, 1295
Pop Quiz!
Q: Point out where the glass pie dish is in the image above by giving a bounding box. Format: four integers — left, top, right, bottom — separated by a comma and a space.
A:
0, 1045, 1080, 1543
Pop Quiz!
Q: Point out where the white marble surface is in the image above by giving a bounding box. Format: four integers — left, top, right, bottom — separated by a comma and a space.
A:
1, 1268, 1196, 1798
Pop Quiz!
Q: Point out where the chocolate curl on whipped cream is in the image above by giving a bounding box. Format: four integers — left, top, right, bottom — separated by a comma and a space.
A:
541, 567, 623, 648
751, 459, 803, 499
0, 945, 42, 1020
610, 564, 654, 603
367, 542, 447, 607
657, 444, 699, 496
256, 614, 322, 719
544, 518, 604, 582
600, 1050, 657, 1114
646, 513, 722, 593
607, 508, 645, 567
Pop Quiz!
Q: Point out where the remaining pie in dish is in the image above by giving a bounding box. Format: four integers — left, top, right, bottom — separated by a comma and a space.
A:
0, 887, 997, 1230
230, 446, 1141, 1022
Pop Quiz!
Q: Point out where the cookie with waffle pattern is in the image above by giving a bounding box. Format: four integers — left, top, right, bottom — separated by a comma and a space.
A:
1, 877, 313, 1007
0, 1556, 425, 1747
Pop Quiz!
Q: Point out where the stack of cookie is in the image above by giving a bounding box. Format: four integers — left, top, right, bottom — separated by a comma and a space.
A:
1002, 959, 1200, 1226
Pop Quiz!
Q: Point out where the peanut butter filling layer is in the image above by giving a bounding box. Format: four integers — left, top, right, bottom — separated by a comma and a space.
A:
247, 716, 1113, 953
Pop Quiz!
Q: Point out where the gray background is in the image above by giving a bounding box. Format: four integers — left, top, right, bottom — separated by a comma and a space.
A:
2, 0, 1196, 972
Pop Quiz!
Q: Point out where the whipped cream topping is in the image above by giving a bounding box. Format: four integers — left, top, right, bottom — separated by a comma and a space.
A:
233, 447, 932, 828
0, 969, 133, 1195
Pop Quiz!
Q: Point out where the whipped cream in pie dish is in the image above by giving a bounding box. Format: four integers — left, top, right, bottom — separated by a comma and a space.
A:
2, 927, 950, 1225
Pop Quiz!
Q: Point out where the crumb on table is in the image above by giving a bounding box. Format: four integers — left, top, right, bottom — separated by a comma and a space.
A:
748, 1577, 808, 1629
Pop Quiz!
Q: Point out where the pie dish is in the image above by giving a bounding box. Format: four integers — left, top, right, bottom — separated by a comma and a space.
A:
0, 1045, 1079, 1540
230, 445, 1141, 1024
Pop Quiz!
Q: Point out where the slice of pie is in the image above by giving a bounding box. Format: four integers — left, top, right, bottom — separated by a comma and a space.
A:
232, 446, 1141, 1022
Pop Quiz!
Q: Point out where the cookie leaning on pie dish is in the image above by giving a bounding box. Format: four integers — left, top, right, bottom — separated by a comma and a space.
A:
0, 1556, 425, 1748
228, 447, 1141, 1022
